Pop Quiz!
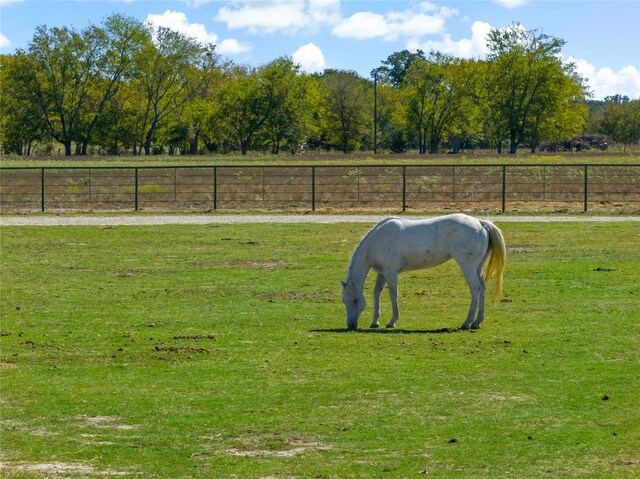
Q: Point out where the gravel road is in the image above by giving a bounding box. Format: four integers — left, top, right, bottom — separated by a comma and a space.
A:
2, 214, 639, 226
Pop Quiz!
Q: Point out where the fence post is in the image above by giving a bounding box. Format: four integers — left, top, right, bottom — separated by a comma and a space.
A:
402, 165, 407, 212
311, 166, 316, 211
584, 164, 588, 212
213, 166, 217, 210
452, 165, 456, 202
41, 167, 45, 212
134, 168, 139, 211
501, 165, 506, 213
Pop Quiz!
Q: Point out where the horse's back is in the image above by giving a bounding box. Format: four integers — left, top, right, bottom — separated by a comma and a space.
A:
382, 214, 485, 238
368, 215, 488, 272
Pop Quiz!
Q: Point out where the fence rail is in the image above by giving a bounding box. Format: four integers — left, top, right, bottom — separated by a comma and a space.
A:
1, 164, 639, 213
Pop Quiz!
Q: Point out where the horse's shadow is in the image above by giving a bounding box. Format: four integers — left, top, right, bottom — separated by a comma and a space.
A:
310, 327, 463, 335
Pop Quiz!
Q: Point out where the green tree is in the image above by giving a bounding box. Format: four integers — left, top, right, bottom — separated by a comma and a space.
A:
485, 23, 588, 154
159, 51, 223, 155
621, 100, 640, 148
0, 54, 45, 155
601, 96, 640, 151
377, 49, 426, 87
473, 59, 509, 152
445, 58, 483, 152
318, 70, 371, 153
22, 24, 105, 155
374, 82, 405, 153
402, 58, 433, 153
258, 57, 312, 154
215, 66, 271, 155
529, 65, 587, 151
132, 26, 215, 155
76, 14, 147, 155
402, 53, 470, 154
12, 15, 146, 156
93, 80, 139, 154
185, 58, 223, 155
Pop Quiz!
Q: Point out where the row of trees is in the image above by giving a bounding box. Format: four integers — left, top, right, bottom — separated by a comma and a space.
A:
586, 95, 640, 152
1, 15, 638, 156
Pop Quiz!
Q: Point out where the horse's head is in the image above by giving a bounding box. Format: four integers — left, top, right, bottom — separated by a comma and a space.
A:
341, 279, 366, 330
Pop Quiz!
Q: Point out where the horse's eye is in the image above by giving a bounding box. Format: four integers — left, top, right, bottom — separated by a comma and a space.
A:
353, 299, 358, 304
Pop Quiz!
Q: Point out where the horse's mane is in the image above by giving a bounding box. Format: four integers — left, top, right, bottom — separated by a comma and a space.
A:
346, 217, 397, 277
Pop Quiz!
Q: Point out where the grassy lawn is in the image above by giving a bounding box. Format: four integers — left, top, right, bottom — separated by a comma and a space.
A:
1, 222, 639, 478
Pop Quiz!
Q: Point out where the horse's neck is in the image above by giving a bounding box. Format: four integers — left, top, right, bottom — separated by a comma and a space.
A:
346, 245, 370, 290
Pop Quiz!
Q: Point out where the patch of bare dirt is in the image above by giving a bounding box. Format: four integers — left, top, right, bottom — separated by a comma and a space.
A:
76, 415, 138, 430
0, 461, 137, 476
1, 462, 94, 474
190, 259, 286, 271
225, 440, 333, 458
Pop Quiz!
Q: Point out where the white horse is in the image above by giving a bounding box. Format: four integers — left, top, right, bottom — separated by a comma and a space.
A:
341, 214, 506, 331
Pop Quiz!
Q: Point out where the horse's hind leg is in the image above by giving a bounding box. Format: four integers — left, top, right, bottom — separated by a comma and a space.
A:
460, 265, 482, 331
471, 265, 487, 330
371, 272, 386, 328
471, 246, 490, 329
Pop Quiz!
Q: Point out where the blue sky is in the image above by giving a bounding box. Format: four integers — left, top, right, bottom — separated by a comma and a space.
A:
1, 0, 639, 99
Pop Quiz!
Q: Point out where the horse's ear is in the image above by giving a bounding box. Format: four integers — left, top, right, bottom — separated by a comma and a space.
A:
340, 280, 346, 290
349, 280, 356, 288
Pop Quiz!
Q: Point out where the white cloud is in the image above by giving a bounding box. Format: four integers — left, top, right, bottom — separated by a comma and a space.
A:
308, 0, 341, 25
0, 32, 10, 49
182, 0, 214, 7
492, 0, 529, 8
214, 0, 339, 35
408, 20, 492, 58
0, 0, 24, 5
394, 13, 446, 38
146, 10, 218, 44
214, 1, 453, 40
332, 2, 456, 41
332, 12, 390, 40
569, 57, 640, 99
217, 38, 252, 55
215, 1, 309, 34
292, 42, 326, 73
213, 0, 339, 35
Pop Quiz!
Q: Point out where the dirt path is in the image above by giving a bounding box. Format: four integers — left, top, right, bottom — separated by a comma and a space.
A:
2, 214, 639, 226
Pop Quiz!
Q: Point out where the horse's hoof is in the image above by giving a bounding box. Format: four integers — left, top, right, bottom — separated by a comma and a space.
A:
471, 324, 481, 330
460, 325, 470, 331
370, 324, 380, 329
385, 324, 396, 329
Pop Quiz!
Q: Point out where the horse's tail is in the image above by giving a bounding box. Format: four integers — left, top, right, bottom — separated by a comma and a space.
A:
480, 220, 506, 303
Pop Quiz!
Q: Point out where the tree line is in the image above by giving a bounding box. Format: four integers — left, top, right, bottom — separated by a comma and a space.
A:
1, 14, 638, 157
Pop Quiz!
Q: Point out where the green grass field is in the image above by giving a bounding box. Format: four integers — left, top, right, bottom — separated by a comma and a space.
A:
1, 221, 639, 478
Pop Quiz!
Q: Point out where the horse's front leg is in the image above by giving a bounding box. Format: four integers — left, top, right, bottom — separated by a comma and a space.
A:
383, 270, 400, 328
370, 272, 386, 328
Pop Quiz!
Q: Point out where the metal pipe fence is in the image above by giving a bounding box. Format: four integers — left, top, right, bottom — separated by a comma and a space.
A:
1, 164, 639, 213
